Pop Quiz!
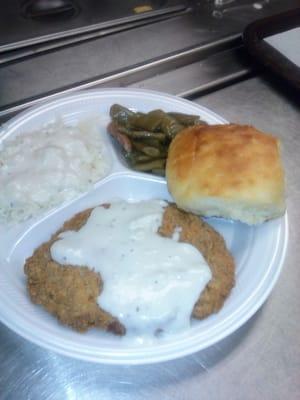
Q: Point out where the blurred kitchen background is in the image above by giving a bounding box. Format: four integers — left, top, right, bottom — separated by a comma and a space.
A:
0, 0, 298, 124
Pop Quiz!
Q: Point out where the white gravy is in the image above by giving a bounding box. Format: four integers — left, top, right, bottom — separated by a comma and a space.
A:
0, 118, 111, 223
50, 200, 212, 335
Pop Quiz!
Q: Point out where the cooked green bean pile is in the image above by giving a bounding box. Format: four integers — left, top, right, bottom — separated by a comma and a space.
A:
107, 104, 207, 176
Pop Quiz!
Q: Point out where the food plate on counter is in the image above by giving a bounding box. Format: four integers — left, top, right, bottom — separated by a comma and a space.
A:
0, 88, 288, 364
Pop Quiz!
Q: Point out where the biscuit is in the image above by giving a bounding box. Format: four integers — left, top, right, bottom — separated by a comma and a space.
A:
166, 124, 286, 224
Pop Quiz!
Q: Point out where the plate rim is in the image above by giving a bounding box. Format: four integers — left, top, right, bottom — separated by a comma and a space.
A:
0, 88, 228, 140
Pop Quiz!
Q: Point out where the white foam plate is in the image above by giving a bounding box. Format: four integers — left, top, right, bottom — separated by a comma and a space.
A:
0, 89, 288, 364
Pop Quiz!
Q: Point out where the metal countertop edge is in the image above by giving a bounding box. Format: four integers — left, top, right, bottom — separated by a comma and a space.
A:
0, 8, 192, 65
0, 33, 242, 121
0, 4, 188, 54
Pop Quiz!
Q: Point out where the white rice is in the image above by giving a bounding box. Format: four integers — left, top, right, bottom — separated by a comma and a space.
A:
0, 118, 112, 223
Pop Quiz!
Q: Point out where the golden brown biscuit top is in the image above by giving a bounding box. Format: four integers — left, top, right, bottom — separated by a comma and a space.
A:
166, 124, 285, 205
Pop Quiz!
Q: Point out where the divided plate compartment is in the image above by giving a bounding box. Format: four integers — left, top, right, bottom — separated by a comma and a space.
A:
0, 88, 288, 364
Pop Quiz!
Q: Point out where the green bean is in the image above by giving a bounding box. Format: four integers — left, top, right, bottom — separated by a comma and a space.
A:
139, 137, 164, 147
116, 124, 166, 141
128, 109, 164, 131
131, 109, 183, 138
108, 104, 209, 176
126, 151, 154, 163
151, 168, 165, 177
135, 154, 156, 162
130, 130, 166, 141
110, 104, 135, 127
132, 141, 165, 157
167, 112, 201, 126
159, 113, 184, 139
132, 158, 166, 171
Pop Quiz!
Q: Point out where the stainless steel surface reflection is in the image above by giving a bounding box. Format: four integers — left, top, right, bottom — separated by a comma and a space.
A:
0, 313, 259, 399
0, 76, 300, 399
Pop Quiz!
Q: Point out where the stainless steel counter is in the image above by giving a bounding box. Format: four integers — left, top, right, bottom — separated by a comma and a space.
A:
0, 0, 298, 118
0, 75, 299, 399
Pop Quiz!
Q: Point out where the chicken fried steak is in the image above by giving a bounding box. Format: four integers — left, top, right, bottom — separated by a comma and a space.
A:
24, 203, 235, 334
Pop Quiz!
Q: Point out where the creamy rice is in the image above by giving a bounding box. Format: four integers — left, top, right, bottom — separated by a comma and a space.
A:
0, 118, 111, 223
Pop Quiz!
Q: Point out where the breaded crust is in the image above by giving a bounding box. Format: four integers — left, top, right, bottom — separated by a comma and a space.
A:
24, 203, 235, 334
159, 204, 235, 319
24, 206, 125, 335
